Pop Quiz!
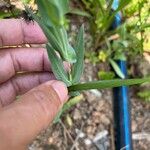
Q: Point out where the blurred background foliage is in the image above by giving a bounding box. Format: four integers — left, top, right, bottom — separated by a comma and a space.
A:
80, 0, 150, 60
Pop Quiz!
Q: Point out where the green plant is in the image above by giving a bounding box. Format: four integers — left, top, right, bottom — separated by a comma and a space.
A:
0, 1, 21, 19
26, 0, 84, 87
22, 0, 33, 4
85, 51, 99, 65
98, 71, 115, 80
81, 0, 130, 43
25, 0, 150, 122
138, 90, 150, 102
81, 0, 150, 51
54, 94, 84, 123
80, 0, 150, 62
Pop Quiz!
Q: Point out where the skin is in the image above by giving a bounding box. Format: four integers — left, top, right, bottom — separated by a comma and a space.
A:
0, 19, 68, 150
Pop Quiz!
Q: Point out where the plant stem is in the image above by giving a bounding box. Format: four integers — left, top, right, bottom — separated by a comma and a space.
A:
68, 77, 150, 92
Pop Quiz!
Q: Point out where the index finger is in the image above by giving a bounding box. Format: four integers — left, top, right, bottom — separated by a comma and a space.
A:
0, 19, 47, 47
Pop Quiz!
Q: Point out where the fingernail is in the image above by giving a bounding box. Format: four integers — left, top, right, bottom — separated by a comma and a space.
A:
47, 81, 68, 103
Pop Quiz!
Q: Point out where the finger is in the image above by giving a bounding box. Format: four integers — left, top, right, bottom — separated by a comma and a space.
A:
0, 47, 50, 83
0, 72, 56, 107
0, 80, 68, 150
0, 19, 47, 47
0, 47, 69, 84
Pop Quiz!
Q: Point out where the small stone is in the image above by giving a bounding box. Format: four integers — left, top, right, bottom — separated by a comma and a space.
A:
95, 101, 105, 111
83, 115, 87, 119
73, 109, 82, 120
92, 111, 101, 124
93, 130, 108, 142
48, 137, 53, 144
86, 126, 93, 134
88, 106, 93, 112
75, 129, 85, 138
87, 119, 92, 125
90, 89, 102, 97
132, 120, 137, 132
100, 114, 110, 125
86, 92, 97, 103
84, 139, 92, 145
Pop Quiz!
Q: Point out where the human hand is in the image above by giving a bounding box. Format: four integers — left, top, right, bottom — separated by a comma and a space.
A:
0, 19, 68, 150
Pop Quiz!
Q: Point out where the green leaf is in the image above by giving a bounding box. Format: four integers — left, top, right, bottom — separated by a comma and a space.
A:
54, 94, 83, 123
114, 52, 126, 61
38, 22, 61, 51
35, 0, 52, 26
138, 90, 150, 102
49, 27, 77, 63
109, 58, 125, 79
58, 27, 77, 63
71, 25, 85, 84
0, 11, 11, 19
46, 44, 71, 86
49, 27, 64, 49
60, 0, 69, 14
36, 0, 69, 26
53, 109, 63, 123
68, 77, 150, 92
98, 71, 115, 80
102, 0, 130, 31
27, 6, 76, 64
29, 11, 62, 52
117, 0, 130, 12
62, 94, 84, 113
22, 0, 32, 4
24, 6, 54, 41
69, 9, 91, 18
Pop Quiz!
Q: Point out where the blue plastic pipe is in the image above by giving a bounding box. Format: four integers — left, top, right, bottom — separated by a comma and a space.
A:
113, 61, 133, 150
111, 1, 133, 150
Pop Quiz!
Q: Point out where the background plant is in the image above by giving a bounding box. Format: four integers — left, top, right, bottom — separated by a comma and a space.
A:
138, 90, 150, 102
77, 0, 150, 78
80, 0, 150, 54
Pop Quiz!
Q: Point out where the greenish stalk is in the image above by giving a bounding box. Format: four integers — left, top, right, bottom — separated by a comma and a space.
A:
54, 94, 83, 123
68, 77, 150, 92
97, 0, 105, 15
62, 94, 84, 112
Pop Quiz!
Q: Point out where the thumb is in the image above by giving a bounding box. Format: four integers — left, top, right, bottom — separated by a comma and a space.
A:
0, 80, 68, 150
